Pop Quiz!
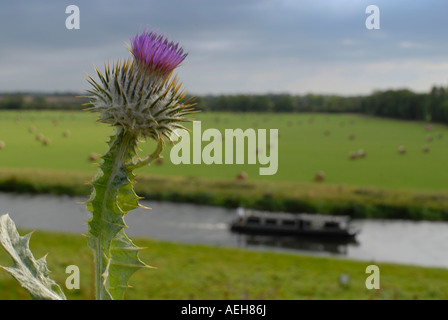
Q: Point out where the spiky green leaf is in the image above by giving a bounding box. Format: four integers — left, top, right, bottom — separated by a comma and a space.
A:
0, 214, 66, 300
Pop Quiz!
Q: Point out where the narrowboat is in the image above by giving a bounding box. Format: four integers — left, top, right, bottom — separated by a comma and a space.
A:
230, 209, 359, 239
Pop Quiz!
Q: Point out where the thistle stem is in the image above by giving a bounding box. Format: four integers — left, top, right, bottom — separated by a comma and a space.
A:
129, 135, 164, 170
88, 128, 138, 300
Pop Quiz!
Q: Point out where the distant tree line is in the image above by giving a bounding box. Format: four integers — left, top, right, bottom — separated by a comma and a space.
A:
2, 86, 448, 124
194, 93, 363, 114
194, 86, 448, 124
0, 93, 88, 110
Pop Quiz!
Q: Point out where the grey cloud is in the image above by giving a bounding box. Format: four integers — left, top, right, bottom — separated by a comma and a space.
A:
0, 0, 447, 94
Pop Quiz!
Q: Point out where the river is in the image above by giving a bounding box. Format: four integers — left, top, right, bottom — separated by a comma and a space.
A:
1, 192, 448, 269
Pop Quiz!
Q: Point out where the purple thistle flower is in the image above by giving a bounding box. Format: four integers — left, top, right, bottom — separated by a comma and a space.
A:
130, 30, 187, 75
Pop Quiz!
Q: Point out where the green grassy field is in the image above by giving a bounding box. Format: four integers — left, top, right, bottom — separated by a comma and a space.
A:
1, 229, 448, 300
0, 110, 448, 192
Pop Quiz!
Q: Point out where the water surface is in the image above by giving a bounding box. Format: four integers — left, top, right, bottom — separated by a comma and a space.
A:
1, 193, 448, 268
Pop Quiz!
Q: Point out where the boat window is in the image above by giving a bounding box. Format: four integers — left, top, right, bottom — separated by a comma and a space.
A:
324, 222, 340, 228
302, 221, 311, 228
247, 217, 260, 224
265, 219, 277, 225
281, 220, 295, 227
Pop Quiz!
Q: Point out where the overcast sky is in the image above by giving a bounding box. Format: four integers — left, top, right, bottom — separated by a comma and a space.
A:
1, 0, 448, 96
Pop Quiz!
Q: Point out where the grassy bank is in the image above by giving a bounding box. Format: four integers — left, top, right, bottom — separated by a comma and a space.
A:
0, 228, 447, 300
1, 168, 448, 221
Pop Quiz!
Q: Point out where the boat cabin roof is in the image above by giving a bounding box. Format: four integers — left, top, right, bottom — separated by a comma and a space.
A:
244, 211, 350, 223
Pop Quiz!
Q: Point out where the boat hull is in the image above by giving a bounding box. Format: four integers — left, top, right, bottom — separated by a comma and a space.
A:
230, 222, 359, 239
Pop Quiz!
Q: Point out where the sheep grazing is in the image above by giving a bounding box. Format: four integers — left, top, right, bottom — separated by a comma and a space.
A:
398, 146, 406, 154
357, 149, 366, 158
348, 134, 355, 140
42, 138, 51, 146
422, 145, 430, 153
63, 130, 71, 138
0, 141, 5, 149
28, 126, 36, 133
36, 134, 44, 141
426, 135, 433, 142
236, 171, 248, 181
315, 171, 325, 182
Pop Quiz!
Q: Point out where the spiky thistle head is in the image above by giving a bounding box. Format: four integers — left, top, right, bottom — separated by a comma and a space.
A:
85, 30, 195, 141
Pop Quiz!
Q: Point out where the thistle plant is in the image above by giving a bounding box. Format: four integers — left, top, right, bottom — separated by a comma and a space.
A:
84, 29, 195, 300
0, 29, 195, 300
